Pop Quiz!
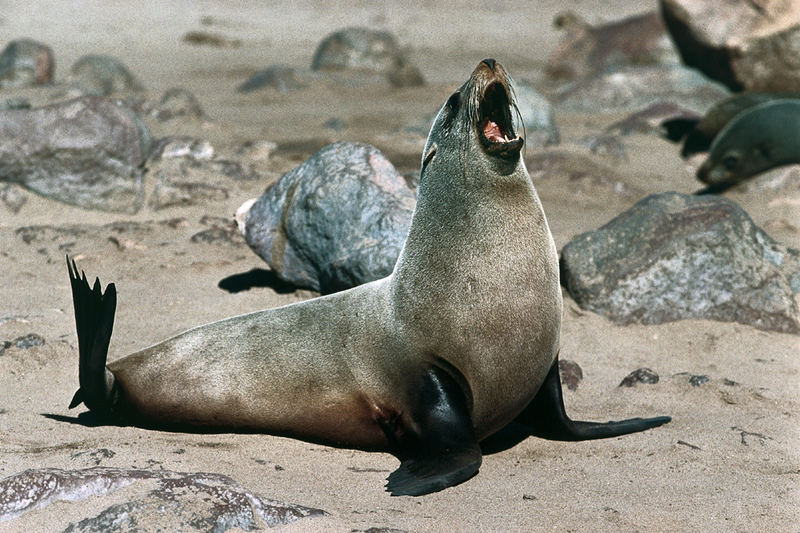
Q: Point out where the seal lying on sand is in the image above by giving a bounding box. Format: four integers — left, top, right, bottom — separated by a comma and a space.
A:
697, 99, 800, 193
67, 59, 670, 496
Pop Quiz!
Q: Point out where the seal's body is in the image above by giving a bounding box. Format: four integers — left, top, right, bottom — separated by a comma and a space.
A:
697, 99, 800, 192
68, 60, 669, 496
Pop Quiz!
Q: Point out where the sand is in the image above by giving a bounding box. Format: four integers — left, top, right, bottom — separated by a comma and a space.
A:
0, 1, 798, 531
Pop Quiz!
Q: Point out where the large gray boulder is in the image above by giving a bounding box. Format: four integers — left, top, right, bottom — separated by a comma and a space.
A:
311, 27, 424, 87
0, 97, 151, 213
561, 192, 800, 333
0, 467, 324, 531
661, 0, 800, 92
241, 141, 415, 293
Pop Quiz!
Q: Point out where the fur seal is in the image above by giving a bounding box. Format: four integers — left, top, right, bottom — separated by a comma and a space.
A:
661, 92, 799, 158
696, 98, 800, 193
66, 59, 670, 496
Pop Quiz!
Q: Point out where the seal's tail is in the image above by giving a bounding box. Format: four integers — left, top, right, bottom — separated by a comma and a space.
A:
66, 256, 118, 414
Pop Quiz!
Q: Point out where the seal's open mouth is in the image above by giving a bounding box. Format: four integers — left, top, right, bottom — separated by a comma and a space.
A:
478, 82, 523, 158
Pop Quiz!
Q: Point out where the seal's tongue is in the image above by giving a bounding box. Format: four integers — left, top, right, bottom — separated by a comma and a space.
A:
483, 119, 509, 143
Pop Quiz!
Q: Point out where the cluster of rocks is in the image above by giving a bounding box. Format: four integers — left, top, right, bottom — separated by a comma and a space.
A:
0, 467, 324, 530
239, 26, 425, 93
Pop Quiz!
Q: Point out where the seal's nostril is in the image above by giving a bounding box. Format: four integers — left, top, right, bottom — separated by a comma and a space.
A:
482, 58, 496, 72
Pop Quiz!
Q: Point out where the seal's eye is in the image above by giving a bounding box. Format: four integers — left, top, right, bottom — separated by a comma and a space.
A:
722, 154, 739, 170
422, 142, 437, 169
446, 91, 461, 114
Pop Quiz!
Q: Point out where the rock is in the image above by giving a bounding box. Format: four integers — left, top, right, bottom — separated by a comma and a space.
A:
241, 141, 415, 293
619, 368, 660, 387
558, 359, 583, 391
0, 184, 26, 213
560, 192, 800, 333
514, 82, 559, 147
0, 96, 151, 213
149, 177, 229, 210
147, 88, 205, 121
237, 65, 309, 93
660, 0, 800, 92
576, 134, 628, 163
191, 215, 245, 246
0, 467, 324, 530
0, 39, 54, 88
0, 98, 31, 110
311, 27, 424, 87
181, 30, 242, 48
545, 11, 679, 81
556, 64, 731, 113
67, 54, 144, 96
0, 334, 44, 356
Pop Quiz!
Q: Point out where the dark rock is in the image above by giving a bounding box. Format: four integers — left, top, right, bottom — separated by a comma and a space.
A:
67, 55, 144, 96
191, 215, 245, 246
0, 39, 54, 88
10, 333, 44, 350
556, 64, 730, 112
0, 467, 324, 529
661, 0, 800, 92
0, 96, 151, 213
311, 27, 424, 87
558, 359, 583, 391
0, 98, 30, 110
688, 374, 709, 387
514, 82, 559, 147
323, 117, 346, 130
619, 368, 660, 387
237, 65, 309, 93
561, 192, 800, 333
545, 11, 679, 81
241, 141, 415, 293
181, 30, 242, 48
148, 88, 204, 121
0, 341, 9, 356
0, 184, 26, 213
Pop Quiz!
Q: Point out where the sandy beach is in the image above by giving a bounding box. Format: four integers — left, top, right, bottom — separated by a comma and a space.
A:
0, 1, 798, 531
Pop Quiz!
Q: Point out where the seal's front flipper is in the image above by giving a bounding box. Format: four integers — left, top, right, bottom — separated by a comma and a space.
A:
385, 366, 481, 496
516, 358, 670, 441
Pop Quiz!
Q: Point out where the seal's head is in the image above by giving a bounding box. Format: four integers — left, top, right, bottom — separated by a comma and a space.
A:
696, 99, 800, 190
422, 59, 524, 179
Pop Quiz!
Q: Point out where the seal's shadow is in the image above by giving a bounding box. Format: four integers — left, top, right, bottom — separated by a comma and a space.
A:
217, 269, 297, 294
43, 412, 532, 454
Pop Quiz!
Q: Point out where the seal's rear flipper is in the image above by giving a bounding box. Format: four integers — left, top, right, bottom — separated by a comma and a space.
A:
384, 366, 481, 496
516, 358, 670, 441
67, 256, 118, 415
